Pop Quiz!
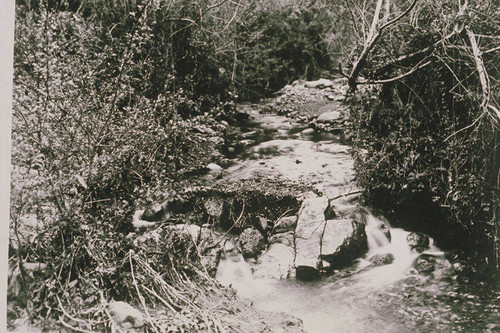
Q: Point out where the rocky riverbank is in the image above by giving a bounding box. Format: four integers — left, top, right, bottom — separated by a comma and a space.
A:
99, 78, 386, 331
12, 78, 499, 332
118, 78, 362, 332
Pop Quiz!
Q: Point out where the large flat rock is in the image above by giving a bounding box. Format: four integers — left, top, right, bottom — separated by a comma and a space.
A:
223, 140, 354, 193
294, 197, 328, 278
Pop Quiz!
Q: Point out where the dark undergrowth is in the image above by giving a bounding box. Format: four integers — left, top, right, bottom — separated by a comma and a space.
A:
346, 0, 500, 276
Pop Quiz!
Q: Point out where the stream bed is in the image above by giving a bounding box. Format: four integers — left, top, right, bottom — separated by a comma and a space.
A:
216, 106, 500, 333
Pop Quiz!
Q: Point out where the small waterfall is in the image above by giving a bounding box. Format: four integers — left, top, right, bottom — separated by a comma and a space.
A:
356, 212, 421, 288
365, 213, 391, 250
216, 241, 253, 288
216, 241, 278, 300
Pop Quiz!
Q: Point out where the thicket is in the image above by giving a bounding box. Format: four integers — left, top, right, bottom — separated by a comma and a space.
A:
344, 0, 500, 267
9, 0, 341, 330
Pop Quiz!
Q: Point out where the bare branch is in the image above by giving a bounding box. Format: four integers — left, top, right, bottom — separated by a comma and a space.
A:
357, 59, 431, 85
484, 45, 500, 54
347, 0, 419, 90
379, 0, 419, 32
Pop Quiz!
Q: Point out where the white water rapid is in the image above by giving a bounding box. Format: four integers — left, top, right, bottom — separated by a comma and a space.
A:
216, 212, 454, 333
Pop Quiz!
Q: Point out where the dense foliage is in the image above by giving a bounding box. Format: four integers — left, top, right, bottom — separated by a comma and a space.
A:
9, 0, 341, 330
232, 1, 332, 100
346, 0, 500, 265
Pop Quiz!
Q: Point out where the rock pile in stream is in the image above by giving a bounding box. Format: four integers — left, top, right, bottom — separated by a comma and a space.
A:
248, 195, 368, 281
271, 78, 352, 134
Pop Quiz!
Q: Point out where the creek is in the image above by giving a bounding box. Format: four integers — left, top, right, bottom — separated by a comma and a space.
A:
216, 106, 500, 333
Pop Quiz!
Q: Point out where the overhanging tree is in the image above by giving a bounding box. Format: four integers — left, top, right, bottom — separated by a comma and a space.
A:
341, 0, 500, 267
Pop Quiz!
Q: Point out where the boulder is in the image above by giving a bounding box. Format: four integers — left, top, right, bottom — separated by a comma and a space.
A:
238, 228, 266, 258
320, 219, 367, 269
301, 128, 314, 135
204, 197, 225, 218
413, 254, 436, 274
316, 111, 342, 123
294, 197, 328, 279
132, 210, 157, 229
206, 163, 223, 179
377, 222, 391, 242
253, 243, 295, 279
273, 215, 297, 234
141, 202, 166, 222
369, 253, 395, 266
108, 301, 145, 328
407, 232, 430, 252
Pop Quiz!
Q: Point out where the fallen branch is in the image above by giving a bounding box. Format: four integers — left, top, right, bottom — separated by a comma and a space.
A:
328, 190, 363, 204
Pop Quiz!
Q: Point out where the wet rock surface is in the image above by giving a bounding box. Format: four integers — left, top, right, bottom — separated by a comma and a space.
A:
369, 253, 395, 266
407, 232, 430, 253
293, 197, 329, 276
321, 219, 367, 269
238, 228, 266, 258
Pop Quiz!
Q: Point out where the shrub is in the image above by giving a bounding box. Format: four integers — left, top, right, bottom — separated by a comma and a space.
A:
346, 0, 500, 263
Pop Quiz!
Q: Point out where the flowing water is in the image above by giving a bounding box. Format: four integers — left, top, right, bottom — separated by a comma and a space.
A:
217, 107, 500, 333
